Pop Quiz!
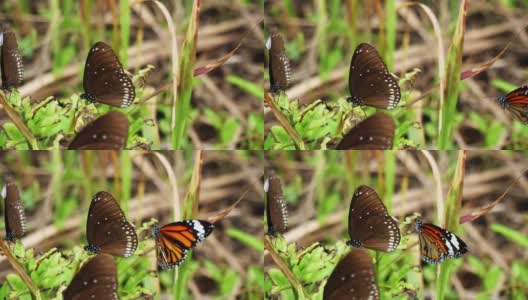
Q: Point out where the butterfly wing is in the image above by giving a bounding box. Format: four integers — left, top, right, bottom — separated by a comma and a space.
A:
416, 220, 468, 264
82, 42, 135, 107
153, 220, 214, 269
347, 185, 400, 252
336, 112, 395, 150
1, 27, 24, 89
323, 249, 379, 300
267, 32, 291, 94
348, 43, 400, 109
498, 86, 528, 124
265, 175, 288, 236
2, 174, 26, 241
63, 254, 119, 300
68, 111, 129, 150
85, 191, 138, 257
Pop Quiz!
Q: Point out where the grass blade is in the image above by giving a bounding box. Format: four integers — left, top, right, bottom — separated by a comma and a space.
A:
437, 150, 466, 300
172, 0, 200, 149
438, 0, 467, 149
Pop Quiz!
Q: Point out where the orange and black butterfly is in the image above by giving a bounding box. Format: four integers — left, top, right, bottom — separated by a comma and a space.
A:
2, 174, 26, 241
415, 219, 468, 264
63, 253, 118, 300
496, 86, 528, 124
152, 220, 214, 270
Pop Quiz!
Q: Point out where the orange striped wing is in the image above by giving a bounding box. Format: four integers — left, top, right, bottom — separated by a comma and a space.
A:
153, 220, 214, 269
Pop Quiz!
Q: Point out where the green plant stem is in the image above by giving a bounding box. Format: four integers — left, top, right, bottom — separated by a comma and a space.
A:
0, 239, 42, 300
437, 150, 466, 300
264, 235, 307, 299
172, 0, 199, 149
438, 0, 467, 149
0, 94, 39, 149
385, 0, 397, 69
264, 92, 305, 150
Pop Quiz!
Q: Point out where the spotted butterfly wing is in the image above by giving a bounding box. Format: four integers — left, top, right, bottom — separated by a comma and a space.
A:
265, 175, 288, 236
81, 42, 135, 107
85, 191, 138, 257
68, 111, 129, 150
323, 249, 379, 300
496, 86, 528, 124
347, 185, 400, 252
348, 43, 400, 109
336, 112, 395, 150
152, 220, 214, 269
62, 253, 119, 300
2, 174, 26, 241
266, 32, 291, 94
1, 27, 24, 89
415, 219, 468, 264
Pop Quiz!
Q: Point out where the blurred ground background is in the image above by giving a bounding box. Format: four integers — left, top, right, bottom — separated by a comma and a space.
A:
265, 150, 528, 299
264, 0, 528, 149
0, 150, 263, 299
0, 0, 263, 149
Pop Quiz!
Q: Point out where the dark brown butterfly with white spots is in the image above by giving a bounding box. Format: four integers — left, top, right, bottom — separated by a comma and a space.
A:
347, 185, 400, 252
2, 174, 26, 241
496, 85, 528, 124
265, 175, 288, 236
81, 42, 135, 107
84, 191, 138, 257
1, 27, 24, 90
415, 219, 468, 264
348, 43, 400, 109
336, 112, 395, 150
68, 111, 129, 150
62, 253, 119, 300
266, 31, 291, 94
323, 249, 379, 300
152, 220, 214, 269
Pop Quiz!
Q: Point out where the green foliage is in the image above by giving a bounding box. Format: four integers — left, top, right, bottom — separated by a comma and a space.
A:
266, 235, 418, 300
264, 72, 421, 149
226, 228, 264, 252
0, 243, 155, 299
0, 76, 151, 150
204, 261, 240, 299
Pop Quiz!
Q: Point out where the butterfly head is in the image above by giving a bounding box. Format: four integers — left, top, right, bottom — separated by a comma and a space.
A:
347, 95, 364, 107
495, 95, 509, 108
415, 219, 423, 232
5, 232, 15, 242
84, 244, 101, 254
346, 239, 362, 248
80, 93, 97, 104
151, 224, 161, 238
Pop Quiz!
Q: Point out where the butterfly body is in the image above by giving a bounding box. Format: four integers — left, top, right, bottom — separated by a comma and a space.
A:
85, 191, 138, 257
415, 219, 468, 264
2, 174, 26, 241
153, 220, 213, 269
496, 86, 528, 124
265, 175, 288, 236
1, 27, 24, 90
81, 42, 135, 107
347, 185, 400, 252
336, 112, 395, 150
267, 32, 291, 94
63, 253, 119, 300
348, 43, 400, 109
68, 111, 129, 150
323, 249, 379, 300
